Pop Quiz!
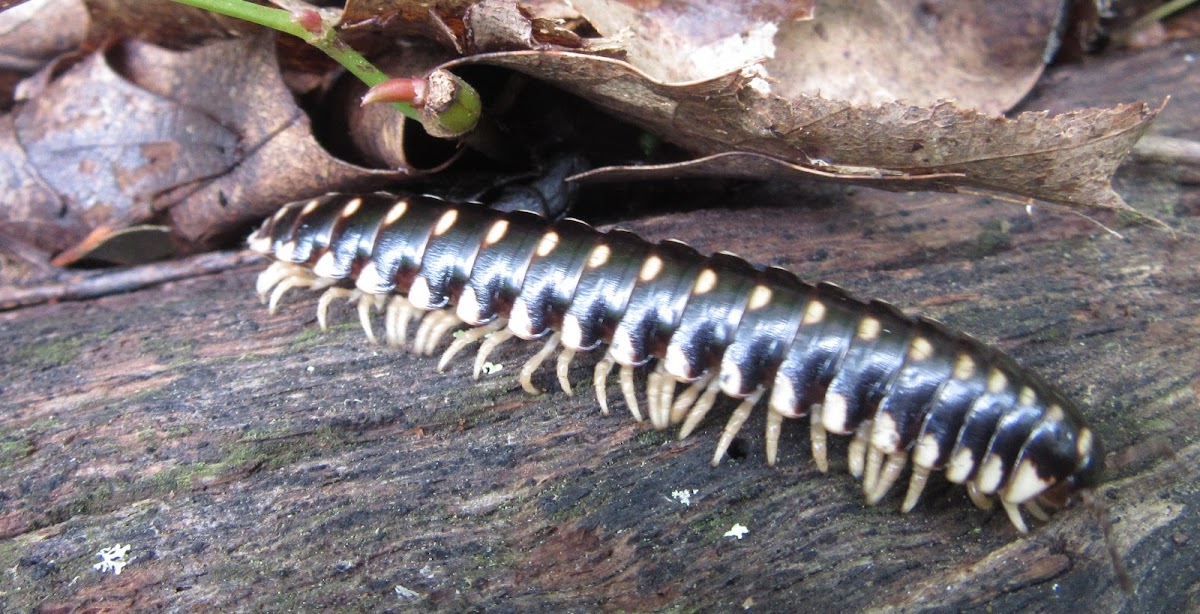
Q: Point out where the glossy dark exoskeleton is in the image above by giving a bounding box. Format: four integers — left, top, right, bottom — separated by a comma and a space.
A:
250, 192, 1102, 532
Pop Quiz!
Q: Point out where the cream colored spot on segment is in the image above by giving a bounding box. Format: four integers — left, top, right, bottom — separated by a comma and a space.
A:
821, 392, 849, 434
407, 276, 432, 310
945, 448, 975, 483
768, 374, 799, 418
747, 285, 772, 310
1018, 386, 1037, 407
1045, 404, 1065, 423
639, 255, 664, 281
312, 251, 339, 278
247, 234, 272, 254
987, 369, 1008, 394
272, 206, 290, 222
536, 231, 559, 257
1077, 427, 1094, 459
455, 286, 482, 325
384, 200, 409, 225
1003, 459, 1054, 504
693, 269, 718, 295
608, 328, 636, 364
275, 241, 298, 262
912, 433, 941, 468
340, 197, 363, 218
354, 261, 386, 293
560, 314, 584, 349
588, 244, 611, 268
976, 453, 1005, 494
953, 354, 976, 380
508, 297, 535, 338
857, 317, 881, 341
718, 366, 742, 397
908, 337, 934, 362
663, 344, 691, 379
300, 198, 321, 216
434, 209, 458, 236
484, 219, 509, 245
803, 301, 826, 325
870, 413, 901, 453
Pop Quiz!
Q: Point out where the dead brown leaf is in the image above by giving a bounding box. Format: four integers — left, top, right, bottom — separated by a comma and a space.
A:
454, 51, 1158, 211
0, 0, 87, 108
573, 0, 1060, 115
2, 46, 240, 254
0, 36, 427, 257
340, 0, 584, 53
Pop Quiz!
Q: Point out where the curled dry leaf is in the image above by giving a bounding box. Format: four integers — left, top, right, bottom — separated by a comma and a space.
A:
455, 51, 1159, 211
574, 0, 1062, 115
340, 0, 586, 54
0, 0, 87, 107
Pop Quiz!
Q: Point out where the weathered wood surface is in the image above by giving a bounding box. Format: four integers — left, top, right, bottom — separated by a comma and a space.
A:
2, 40, 1199, 613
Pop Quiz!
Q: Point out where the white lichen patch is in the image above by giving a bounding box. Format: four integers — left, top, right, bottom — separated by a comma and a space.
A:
93, 544, 131, 575
724, 523, 750, 540
670, 489, 699, 506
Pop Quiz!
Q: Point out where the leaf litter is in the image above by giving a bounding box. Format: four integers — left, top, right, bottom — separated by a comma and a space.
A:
0, 0, 1163, 274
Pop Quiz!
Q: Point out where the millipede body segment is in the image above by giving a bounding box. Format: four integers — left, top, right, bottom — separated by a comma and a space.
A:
249, 192, 1103, 532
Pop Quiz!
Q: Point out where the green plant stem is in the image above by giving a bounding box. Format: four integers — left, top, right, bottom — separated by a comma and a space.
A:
169, 0, 420, 122
1132, 0, 1199, 32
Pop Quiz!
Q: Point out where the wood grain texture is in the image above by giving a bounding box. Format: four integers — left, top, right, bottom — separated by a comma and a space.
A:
2, 40, 1198, 613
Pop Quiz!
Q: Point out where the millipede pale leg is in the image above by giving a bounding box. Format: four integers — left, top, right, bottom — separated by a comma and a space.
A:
670, 373, 712, 425
385, 296, 418, 346
424, 311, 463, 355
555, 349, 576, 395
678, 376, 723, 439
711, 389, 763, 466
1024, 500, 1050, 522
440, 320, 505, 373
593, 354, 616, 415
256, 261, 295, 299
356, 293, 386, 344
810, 404, 829, 473
765, 409, 784, 466
474, 328, 515, 378
268, 275, 313, 314
1002, 500, 1029, 534
966, 483, 994, 510
867, 452, 907, 505
317, 287, 355, 330
646, 368, 662, 427
656, 371, 676, 431
901, 465, 931, 513
863, 445, 885, 496
520, 332, 561, 394
619, 364, 643, 422
414, 310, 448, 354
647, 363, 673, 430
848, 420, 872, 479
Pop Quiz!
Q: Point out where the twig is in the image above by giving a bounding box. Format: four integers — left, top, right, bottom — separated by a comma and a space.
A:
0, 250, 262, 311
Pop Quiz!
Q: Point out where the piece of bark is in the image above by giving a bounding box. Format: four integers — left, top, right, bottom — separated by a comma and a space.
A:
1, 38, 1198, 614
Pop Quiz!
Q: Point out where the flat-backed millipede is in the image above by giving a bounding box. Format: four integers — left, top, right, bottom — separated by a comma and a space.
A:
248, 192, 1103, 533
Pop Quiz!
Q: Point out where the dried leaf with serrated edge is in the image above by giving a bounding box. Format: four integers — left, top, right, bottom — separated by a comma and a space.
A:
453, 51, 1158, 211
